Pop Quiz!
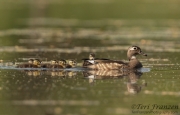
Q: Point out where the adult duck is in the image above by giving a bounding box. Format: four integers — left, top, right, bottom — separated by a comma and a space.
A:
82, 46, 147, 70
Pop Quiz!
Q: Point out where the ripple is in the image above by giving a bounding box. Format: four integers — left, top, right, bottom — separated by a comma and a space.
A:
12, 100, 100, 106
144, 90, 180, 96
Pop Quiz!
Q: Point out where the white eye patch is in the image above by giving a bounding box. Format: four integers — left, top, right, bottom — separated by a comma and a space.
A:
129, 47, 137, 50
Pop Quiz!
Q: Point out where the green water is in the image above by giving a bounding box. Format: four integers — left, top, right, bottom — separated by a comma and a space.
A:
0, 0, 180, 115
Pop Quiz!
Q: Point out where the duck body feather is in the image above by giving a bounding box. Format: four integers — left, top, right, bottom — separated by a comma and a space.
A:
84, 60, 128, 70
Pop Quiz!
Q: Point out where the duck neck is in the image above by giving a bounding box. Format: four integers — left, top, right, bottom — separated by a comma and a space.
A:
130, 56, 136, 60
128, 56, 142, 69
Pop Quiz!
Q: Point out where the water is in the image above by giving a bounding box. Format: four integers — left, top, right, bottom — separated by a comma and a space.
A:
0, 48, 179, 115
0, 1, 180, 115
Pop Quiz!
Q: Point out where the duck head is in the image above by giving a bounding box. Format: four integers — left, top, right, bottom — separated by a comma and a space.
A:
127, 46, 147, 60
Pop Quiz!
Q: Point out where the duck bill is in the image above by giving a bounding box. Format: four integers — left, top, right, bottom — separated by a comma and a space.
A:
140, 52, 147, 56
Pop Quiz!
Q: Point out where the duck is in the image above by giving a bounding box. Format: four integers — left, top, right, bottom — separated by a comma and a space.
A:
16, 59, 41, 68
66, 60, 77, 68
82, 46, 147, 70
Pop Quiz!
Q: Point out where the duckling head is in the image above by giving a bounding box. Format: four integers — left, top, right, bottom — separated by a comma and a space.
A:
33, 59, 41, 67
28, 59, 34, 64
68, 60, 77, 67
51, 60, 58, 65
58, 59, 67, 67
89, 53, 95, 60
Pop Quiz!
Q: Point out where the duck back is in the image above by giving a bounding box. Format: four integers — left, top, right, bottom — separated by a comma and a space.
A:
85, 60, 127, 70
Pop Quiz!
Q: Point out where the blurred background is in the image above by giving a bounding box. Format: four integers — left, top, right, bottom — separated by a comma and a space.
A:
1, 0, 180, 29
0, 0, 180, 59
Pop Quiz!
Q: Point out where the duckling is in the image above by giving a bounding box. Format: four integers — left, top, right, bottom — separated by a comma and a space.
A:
83, 46, 147, 70
16, 59, 32, 68
28, 59, 34, 64
41, 59, 67, 68
82, 53, 95, 66
31, 59, 41, 68
16, 59, 41, 68
56, 59, 67, 68
41, 60, 58, 68
82, 53, 110, 66
66, 60, 77, 68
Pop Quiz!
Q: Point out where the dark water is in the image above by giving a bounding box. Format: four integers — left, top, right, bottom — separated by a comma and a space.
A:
0, 1, 180, 115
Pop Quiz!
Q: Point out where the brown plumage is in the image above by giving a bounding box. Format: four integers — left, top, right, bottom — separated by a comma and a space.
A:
86, 60, 127, 70
83, 46, 147, 70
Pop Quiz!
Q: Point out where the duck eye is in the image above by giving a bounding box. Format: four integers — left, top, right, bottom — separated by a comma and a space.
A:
133, 47, 137, 50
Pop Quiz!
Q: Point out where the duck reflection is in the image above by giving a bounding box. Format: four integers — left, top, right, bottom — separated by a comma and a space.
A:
126, 79, 147, 94
21, 68, 147, 94
83, 70, 128, 79
126, 72, 147, 94
83, 70, 147, 94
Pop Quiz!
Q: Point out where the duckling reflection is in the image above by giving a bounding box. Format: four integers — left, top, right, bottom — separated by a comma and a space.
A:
46, 70, 77, 78
23, 69, 77, 78
46, 70, 67, 78
66, 71, 77, 78
25, 70, 42, 77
